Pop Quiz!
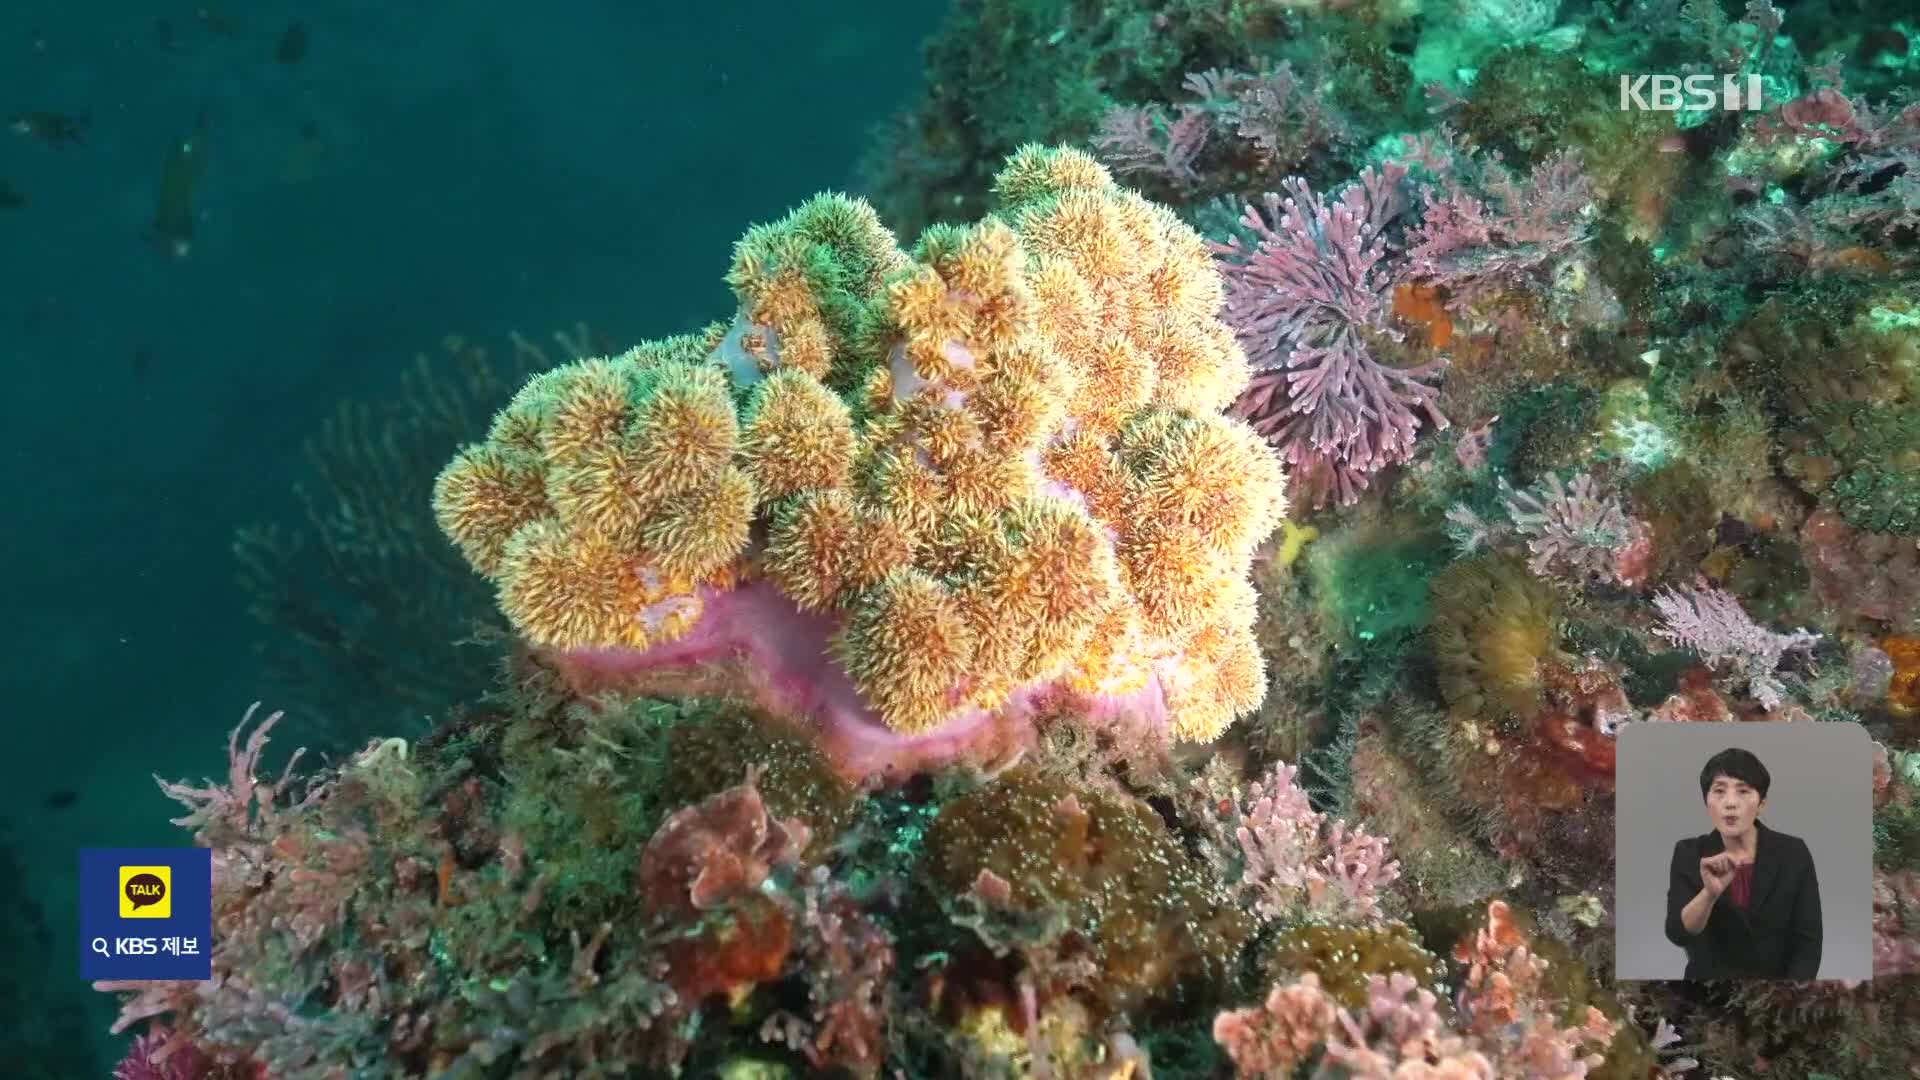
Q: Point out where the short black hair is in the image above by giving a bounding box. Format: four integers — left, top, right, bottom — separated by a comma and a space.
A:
1699, 747, 1771, 801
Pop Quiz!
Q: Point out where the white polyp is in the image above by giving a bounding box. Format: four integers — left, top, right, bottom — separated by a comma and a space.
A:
709, 312, 781, 389
886, 338, 972, 409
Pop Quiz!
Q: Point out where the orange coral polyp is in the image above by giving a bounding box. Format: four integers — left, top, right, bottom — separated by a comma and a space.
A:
836, 569, 978, 735
1072, 338, 1157, 433
1121, 522, 1233, 636
544, 444, 662, 544
432, 445, 549, 575
738, 369, 854, 499
539, 358, 633, 464
762, 489, 860, 611
496, 521, 645, 651
1134, 417, 1283, 558
639, 466, 755, 579
939, 450, 1027, 518
625, 367, 736, 494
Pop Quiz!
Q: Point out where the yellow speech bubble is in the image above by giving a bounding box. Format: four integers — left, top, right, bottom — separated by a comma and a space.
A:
119, 865, 171, 918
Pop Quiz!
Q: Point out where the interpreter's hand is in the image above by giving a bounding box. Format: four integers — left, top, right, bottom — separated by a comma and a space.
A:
1700, 852, 1736, 897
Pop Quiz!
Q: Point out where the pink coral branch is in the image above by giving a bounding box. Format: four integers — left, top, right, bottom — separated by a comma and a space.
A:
1230, 762, 1401, 923
1652, 582, 1819, 710
155, 703, 313, 846
1213, 163, 1447, 505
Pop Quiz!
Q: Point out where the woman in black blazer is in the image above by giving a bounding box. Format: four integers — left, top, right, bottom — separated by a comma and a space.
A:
1664, 747, 1822, 979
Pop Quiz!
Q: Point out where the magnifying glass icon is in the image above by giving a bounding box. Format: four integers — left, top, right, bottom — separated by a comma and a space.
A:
90, 937, 110, 958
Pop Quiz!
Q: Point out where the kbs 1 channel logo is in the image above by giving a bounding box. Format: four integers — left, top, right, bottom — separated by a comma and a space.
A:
79, 848, 212, 980
1619, 73, 1766, 113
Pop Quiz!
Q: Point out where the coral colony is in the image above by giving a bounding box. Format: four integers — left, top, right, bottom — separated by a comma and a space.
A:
104, 0, 1920, 1074
432, 154, 1284, 782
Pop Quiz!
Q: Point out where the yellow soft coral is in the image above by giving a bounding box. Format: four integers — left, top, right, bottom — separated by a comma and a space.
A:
434, 145, 1286, 753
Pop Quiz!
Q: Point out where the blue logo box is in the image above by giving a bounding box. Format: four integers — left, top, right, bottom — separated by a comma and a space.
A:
79, 847, 212, 980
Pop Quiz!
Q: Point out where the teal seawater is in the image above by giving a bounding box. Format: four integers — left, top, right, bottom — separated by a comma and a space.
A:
1, 4, 943, 1071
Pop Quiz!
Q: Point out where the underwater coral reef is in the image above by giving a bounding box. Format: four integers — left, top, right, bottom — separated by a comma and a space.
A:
95, 0, 1920, 1076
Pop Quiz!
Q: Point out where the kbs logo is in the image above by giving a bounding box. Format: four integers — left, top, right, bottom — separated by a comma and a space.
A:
119, 865, 171, 918
1619, 74, 1765, 112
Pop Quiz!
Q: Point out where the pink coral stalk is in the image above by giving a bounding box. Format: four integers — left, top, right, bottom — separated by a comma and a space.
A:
547, 578, 1176, 784
1318, 820, 1398, 922
1216, 902, 1615, 1078
1405, 149, 1593, 306
1652, 582, 1819, 710
1213, 974, 1339, 1078
1231, 762, 1401, 923
1093, 104, 1210, 191
1214, 163, 1446, 505
112, 1026, 260, 1080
